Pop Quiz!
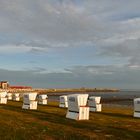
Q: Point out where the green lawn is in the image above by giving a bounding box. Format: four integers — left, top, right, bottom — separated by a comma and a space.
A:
0, 101, 139, 140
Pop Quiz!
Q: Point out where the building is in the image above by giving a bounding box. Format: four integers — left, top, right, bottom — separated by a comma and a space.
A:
0, 81, 9, 89
9, 86, 32, 89
0, 81, 32, 90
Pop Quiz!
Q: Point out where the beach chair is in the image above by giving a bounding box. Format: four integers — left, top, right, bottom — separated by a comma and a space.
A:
59, 95, 68, 108
134, 98, 140, 118
7, 92, 12, 100
38, 94, 48, 105
22, 92, 37, 110
88, 96, 102, 112
13, 93, 20, 101
0, 91, 7, 104
66, 94, 89, 120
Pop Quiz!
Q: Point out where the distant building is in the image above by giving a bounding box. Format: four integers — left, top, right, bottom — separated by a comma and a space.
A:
0, 81, 32, 90
9, 86, 32, 89
0, 81, 9, 89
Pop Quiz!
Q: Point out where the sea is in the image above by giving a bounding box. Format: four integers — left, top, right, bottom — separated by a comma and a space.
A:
48, 90, 140, 106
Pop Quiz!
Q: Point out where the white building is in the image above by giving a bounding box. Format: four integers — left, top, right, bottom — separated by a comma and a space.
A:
88, 96, 102, 112
134, 98, 140, 118
22, 92, 37, 110
66, 94, 89, 120
59, 95, 68, 108
0, 91, 7, 104
38, 94, 48, 105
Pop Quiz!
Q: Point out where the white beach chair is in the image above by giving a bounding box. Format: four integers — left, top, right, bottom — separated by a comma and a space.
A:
22, 92, 37, 110
13, 93, 20, 101
88, 96, 102, 112
7, 92, 12, 100
134, 98, 140, 118
0, 91, 7, 104
38, 94, 48, 105
66, 94, 89, 120
59, 95, 68, 108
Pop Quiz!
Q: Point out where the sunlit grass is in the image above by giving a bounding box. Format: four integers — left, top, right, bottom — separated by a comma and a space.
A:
0, 101, 139, 139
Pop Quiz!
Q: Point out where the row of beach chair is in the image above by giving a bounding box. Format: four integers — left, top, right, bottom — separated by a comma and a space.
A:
0, 92, 101, 120
59, 94, 102, 120
0, 91, 140, 121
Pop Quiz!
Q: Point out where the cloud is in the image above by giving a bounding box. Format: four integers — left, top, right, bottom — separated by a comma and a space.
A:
0, 44, 30, 54
99, 38, 140, 66
1, 64, 140, 89
65, 65, 128, 76
0, 0, 139, 48
0, 44, 49, 54
0, 1, 139, 48
0, 0, 140, 89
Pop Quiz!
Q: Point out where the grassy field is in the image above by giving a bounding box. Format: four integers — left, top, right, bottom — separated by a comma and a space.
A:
0, 101, 140, 140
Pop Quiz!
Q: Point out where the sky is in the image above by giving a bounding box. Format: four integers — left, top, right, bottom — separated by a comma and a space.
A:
0, 0, 140, 89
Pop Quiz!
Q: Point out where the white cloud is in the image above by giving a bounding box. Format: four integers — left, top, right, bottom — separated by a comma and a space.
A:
0, 0, 140, 89
1, 64, 140, 89
0, 44, 49, 54
0, 0, 139, 50
0, 45, 30, 54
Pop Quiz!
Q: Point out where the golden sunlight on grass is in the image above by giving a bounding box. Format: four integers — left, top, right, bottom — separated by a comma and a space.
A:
0, 101, 139, 140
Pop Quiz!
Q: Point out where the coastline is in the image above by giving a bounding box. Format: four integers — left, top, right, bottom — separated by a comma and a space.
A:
1, 87, 119, 94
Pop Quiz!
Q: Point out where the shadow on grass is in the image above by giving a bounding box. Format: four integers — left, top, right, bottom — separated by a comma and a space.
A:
2, 104, 99, 130
105, 126, 140, 140
1, 104, 96, 139
39, 104, 61, 109
95, 111, 133, 119
0, 104, 22, 112
1, 104, 140, 139
2, 103, 134, 123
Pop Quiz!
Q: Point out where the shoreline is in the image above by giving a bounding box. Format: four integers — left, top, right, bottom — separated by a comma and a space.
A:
1, 87, 119, 93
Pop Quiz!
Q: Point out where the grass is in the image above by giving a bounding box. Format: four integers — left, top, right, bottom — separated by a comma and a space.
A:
0, 101, 139, 140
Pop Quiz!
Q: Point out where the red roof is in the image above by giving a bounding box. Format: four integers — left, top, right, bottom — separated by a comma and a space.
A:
10, 86, 32, 89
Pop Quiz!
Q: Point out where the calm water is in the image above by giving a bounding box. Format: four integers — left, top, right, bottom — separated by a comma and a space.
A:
48, 90, 140, 106
88, 90, 140, 99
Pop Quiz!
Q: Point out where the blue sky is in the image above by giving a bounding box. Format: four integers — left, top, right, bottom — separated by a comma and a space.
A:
0, 0, 140, 89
